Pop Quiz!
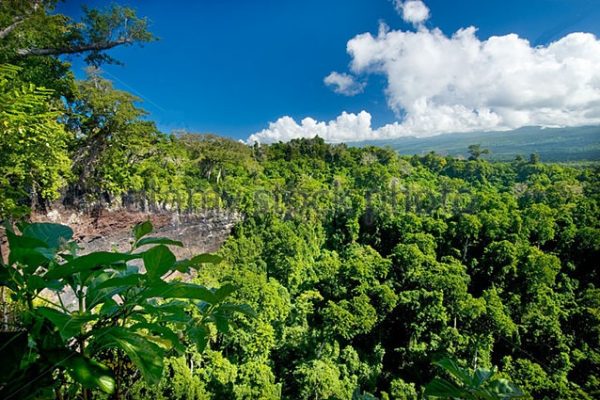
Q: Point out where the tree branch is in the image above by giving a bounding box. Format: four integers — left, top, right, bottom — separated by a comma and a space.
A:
0, 0, 43, 41
0, 17, 25, 40
16, 37, 133, 57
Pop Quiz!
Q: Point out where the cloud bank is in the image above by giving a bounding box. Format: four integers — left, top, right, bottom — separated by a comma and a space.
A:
248, 2, 600, 143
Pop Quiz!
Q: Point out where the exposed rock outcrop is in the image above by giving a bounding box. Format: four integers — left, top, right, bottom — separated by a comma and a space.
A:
1, 207, 241, 265
34, 207, 241, 257
0, 207, 241, 312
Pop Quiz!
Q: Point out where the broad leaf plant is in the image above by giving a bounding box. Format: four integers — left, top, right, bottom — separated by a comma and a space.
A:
0, 220, 253, 399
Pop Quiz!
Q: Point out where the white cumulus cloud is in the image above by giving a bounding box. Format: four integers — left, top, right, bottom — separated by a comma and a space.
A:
247, 111, 378, 144
394, 0, 430, 26
248, 3, 600, 144
348, 26, 600, 131
324, 72, 365, 96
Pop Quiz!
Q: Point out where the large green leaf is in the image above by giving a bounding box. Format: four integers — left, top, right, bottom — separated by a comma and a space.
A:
133, 220, 153, 241
143, 245, 175, 280
213, 311, 230, 333
62, 354, 115, 393
142, 282, 217, 303
218, 303, 257, 318
6, 229, 48, 251
488, 379, 525, 398
91, 327, 164, 384
434, 357, 474, 386
130, 322, 185, 352
174, 253, 222, 273
87, 273, 145, 308
44, 252, 141, 280
0, 264, 18, 291
26, 275, 61, 292
8, 247, 53, 270
6, 229, 54, 268
473, 367, 495, 388
98, 298, 119, 316
37, 307, 96, 341
93, 273, 145, 291
22, 223, 73, 249
141, 301, 191, 323
135, 237, 183, 248
188, 325, 209, 353
423, 377, 467, 398
190, 253, 223, 265
213, 283, 237, 303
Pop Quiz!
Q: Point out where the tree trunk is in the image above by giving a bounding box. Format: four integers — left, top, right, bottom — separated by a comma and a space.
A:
462, 238, 470, 263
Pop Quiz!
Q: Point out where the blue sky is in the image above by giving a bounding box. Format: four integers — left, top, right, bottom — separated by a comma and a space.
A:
59, 0, 600, 142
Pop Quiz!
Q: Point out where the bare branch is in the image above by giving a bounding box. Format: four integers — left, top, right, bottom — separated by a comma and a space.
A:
16, 37, 133, 57
0, 17, 25, 40
0, 0, 43, 41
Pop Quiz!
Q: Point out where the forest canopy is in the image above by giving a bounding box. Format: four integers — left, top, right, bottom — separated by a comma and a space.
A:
0, 1, 599, 400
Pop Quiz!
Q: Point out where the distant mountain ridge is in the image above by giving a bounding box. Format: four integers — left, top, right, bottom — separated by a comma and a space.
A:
352, 125, 600, 161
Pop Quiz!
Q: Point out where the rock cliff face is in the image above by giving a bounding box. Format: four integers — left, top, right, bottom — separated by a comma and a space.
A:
31, 207, 241, 257
1, 207, 239, 269
0, 207, 241, 311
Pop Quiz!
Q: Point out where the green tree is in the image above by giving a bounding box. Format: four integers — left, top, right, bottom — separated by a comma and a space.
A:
467, 145, 490, 161
0, 1, 154, 98
0, 1, 153, 64
0, 64, 71, 218
65, 68, 162, 205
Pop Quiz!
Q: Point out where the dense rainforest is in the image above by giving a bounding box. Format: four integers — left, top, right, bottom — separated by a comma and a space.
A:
1, 1, 599, 399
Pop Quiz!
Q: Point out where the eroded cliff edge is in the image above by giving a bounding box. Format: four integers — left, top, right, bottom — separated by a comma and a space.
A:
2, 207, 241, 259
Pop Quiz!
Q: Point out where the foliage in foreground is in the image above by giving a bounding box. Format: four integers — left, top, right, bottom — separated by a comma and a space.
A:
424, 357, 523, 399
0, 221, 252, 399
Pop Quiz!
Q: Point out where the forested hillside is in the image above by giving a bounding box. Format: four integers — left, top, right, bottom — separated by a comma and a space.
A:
1, 1, 599, 399
355, 126, 600, 162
